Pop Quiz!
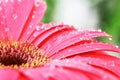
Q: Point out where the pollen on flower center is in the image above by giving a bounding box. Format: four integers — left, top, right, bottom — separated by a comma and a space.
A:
0, 41, 50, 68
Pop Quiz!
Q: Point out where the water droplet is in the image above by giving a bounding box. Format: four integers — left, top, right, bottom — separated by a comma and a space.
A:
13, 14, 18, 19
35, 2, 40, 7
108, 37, 112, 40
1, 21, 4, 24
115, 45, 119, 48
33, 34, 37, 37
33, 32, 39, 37
111, 63, 115, 67
55, 28, 59, 31
79, 37, 82, 40
5, 28, 9, 32
29, 25, 32, 28
18, 0, 21, 2
65, 59, 70, 62
109, 61, 115, 67
2, 15, 6, 19
97, 29, 102, 32
5, 0, 8, 3
10, 0, 14, 3
33, 11, 36, 14
32, 15, 35, 18
0, 7, 2, 11
41, 25, 45, 29
36, 26, 40, 31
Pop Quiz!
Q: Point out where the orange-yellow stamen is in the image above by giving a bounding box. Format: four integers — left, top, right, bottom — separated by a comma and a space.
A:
0, 41, 50, 69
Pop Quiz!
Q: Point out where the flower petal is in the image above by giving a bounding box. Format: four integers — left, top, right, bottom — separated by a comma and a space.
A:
27, 23, 58, 43
44, 57, 119, 80
31, 24, 75, 46
21, 68, 46, 80
79, 53, 120, 77
18, 1, 47, 41
0, 69, 31, 80
51, 41, 120, 59
23, 64, 92, 80
22, 54, 120, 80
0, 0, 34, 40
43, 29, 110, 56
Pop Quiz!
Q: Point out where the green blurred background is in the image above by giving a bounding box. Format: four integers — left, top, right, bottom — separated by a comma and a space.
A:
42, 0, 56, 23
42, 0, 120, 46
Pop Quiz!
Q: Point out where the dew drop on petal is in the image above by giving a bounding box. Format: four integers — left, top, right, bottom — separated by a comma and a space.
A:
115, 45, 119, 48
1, 21, 4, 24
5, 28, 10, 32
10, 0, 14, 3
32, 15, 35, 18
108, 37, 112, 40
33, 32, 40, 37
5, 0, 8, 3
55, 28, 59, 31
2, 15, 6, 19
109, 61, 115, 67
41, 25, 45, 29
13, 14, 18, 20
35, 2, 40, 7
65, 59, 70, 63
33, 34, 37, 38
18, 0, 22, 2
29, 25, 33, 28
111, 63, 115, 67
0, 7, 2, 11
97, 29, 102, 32
36, 25, 40, 31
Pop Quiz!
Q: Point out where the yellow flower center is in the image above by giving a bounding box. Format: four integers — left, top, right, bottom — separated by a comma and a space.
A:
0, 41, 50, 69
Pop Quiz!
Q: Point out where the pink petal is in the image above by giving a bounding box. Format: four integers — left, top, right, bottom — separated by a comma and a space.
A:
21, 68, 46, 80
31, 24, 75, 46
43, 30, 110, 56
22, 51, 120, 80
79, 54, 120, 77
18, 1, 47, 41
0, 69, 31, 80
27, 23, 58, 43
79, 51, 120, 62
44, 57, 119, 80
23, 67, 77, 80
23, 64, 92, 80
0, 0, 34, 40
51, 41, 120, 59
41, 30, 76, 55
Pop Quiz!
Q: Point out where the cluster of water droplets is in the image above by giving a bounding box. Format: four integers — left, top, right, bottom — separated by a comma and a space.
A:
31, 1, 41, 19
36, 25, 40, 31
35, 1, 40, 7
33, 25, 42, 37
12, 13, 18, 20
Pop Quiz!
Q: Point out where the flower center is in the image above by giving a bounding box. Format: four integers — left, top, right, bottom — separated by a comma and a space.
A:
0, 41, 50, 68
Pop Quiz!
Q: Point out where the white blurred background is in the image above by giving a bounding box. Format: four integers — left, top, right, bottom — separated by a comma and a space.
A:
53, 0, 98, 29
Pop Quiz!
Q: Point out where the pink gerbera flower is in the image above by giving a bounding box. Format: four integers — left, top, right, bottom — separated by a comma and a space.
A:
0, 0, 120, 80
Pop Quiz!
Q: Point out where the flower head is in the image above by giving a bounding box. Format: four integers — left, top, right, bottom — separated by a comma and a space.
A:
0, 0, 120, 80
